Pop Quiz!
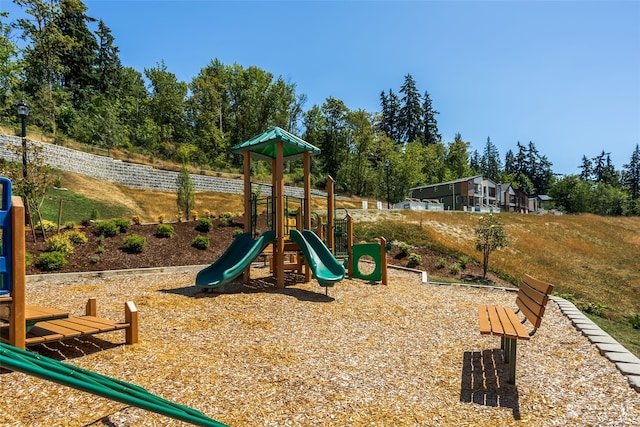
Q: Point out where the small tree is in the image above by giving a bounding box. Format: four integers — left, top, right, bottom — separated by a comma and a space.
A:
475, 214, 508, 279
176, 164, 195, 220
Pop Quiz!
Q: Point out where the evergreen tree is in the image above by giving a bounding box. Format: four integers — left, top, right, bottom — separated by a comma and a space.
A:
95, 20, 122, 99
318, 97, 349, 179
378, 89, 401, 142
469, 149, 481, 174
0, 11, 21, 119
421, 90, 440, 145
623, 144, 640, 201
504, 149, 516, 175
444, 133, 473, 179
56, 0, 98, 109
480, 137, 502, 182
579, 155, 593, 181
398, 74, 423, 144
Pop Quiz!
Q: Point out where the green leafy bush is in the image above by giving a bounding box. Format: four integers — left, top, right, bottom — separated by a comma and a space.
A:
90, 255, 100, 264
122, 235, 147, 253
95, 245, 105, 254
407, 253, 422, 267
113, 218, 131, 233
45, 234, 74, 255
449, 262, 462, 275
94, 220, 119, 237
35, 252, 67, 271
195, 218, 213, 233
192, 235, 210, 250
398, 242, 411, 254
155, 223, 174, 238
580, 302, 608, 317
458, 256, 469, 270
628, 314, 640, 330
436, 258, 446, 269
219, 212, 234, 227
35, 219, 57, 232
64, 229, 88, 244
233, 228, 243, 237
64, 221, 76, 229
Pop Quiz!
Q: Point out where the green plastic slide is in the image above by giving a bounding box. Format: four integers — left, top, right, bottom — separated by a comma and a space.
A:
289, 229, 345, 287
0, 342, 228, 427
195, 230, 275, 289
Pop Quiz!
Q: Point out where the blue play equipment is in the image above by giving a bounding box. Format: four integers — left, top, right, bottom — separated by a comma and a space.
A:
289, 229, 346, 287
0, 177, 13, 296
195, 230, 276, 289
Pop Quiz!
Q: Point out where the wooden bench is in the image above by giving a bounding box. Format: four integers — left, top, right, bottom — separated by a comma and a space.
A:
478, 274, 554, 384
1, 298, 138, 346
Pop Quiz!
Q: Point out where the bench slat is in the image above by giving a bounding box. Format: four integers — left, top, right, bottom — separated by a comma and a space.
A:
62, 316, 129, 332
503, 307, 531, 340
27, 321, 84, 339
478, 305, 492, 335
522, 274, 554, 295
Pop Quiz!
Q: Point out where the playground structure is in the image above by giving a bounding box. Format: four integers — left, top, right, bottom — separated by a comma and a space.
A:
0, 176, 228, 426
195, 126, 389, 290
196, 126, 349, 290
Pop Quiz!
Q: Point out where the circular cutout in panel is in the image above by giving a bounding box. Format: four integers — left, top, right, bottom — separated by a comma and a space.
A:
357, 255, 376, 276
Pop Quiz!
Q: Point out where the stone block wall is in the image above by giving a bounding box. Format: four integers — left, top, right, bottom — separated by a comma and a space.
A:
0, 134, 311, 198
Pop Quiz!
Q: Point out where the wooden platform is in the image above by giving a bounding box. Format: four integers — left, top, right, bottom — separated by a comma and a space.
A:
0, 298, 138, 347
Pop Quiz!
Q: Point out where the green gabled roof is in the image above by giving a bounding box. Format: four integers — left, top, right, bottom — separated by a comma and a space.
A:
231, 126, 320, 161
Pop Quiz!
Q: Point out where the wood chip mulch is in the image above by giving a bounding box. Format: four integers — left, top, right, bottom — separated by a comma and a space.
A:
1, 267, 639, 426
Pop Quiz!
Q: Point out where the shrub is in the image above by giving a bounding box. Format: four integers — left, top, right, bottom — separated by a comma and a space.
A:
35, 252, 67, 271
155, 223, 174, 238
131, 215, 142, 225
90, 208, 99, 220
158, 214, 165, 224
398, 242, 411, 254
233, 228, 243, 237
64, 230, 88, 244
580, 301, 607, 317
192, 235, 210, 250
202, 209, 212, 219
64, 221, 76, 229
176, 211, 184, 222
94, 220, 119, 237
219, 212, 234, 227
190, 210, 198, 220
407, 253, 422, 267
195, 218, 213, 233
112, 218, 131, 233
436, 257, 446, 269
122, 235, 147, 253
35, 219, 57, 232
25, 253, 33, 267
629, 314, 640, 330
95, 245, 105, 254
449, 262, 462, 275
45, 234, 74, 255
90, 255, 100, 264
458, 256, 469, 270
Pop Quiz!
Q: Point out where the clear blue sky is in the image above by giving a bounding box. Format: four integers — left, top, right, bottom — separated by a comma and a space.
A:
3, 0, 639, 176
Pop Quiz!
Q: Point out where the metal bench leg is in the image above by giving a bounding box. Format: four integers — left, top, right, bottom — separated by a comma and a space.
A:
507, 338, 517, 384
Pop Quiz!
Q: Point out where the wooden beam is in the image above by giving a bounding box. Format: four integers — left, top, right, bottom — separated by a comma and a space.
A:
9, 196, 26, 349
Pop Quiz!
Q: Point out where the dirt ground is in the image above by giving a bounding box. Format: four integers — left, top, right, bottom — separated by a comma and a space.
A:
25, 215, 507, 287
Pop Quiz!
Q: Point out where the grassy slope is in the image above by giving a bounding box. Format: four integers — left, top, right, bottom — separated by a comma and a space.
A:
35, 171, 640, 358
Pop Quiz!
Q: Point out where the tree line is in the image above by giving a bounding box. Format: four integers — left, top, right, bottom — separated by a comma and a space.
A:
1, 0, 639, 216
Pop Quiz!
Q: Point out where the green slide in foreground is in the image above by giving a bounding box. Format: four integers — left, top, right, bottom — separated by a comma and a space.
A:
289, 229, 345, 287
195, 230, 275, 289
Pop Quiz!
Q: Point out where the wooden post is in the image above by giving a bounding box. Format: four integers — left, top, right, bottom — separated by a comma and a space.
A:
274, 142, 285, 288
327, 175, 335, 254
303, 152, 312, 282
9, 196, 26, 349
125, 301, 139, 344
243, 150, 252, 284
85, 298, 97, 316
380, 236, 388, 286
346, 214, 353, 278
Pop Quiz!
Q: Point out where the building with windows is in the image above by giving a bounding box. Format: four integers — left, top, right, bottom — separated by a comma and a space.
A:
408, 176, 500, 212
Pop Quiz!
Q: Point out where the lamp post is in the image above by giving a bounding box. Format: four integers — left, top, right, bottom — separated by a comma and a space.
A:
16, 100, 30, 179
